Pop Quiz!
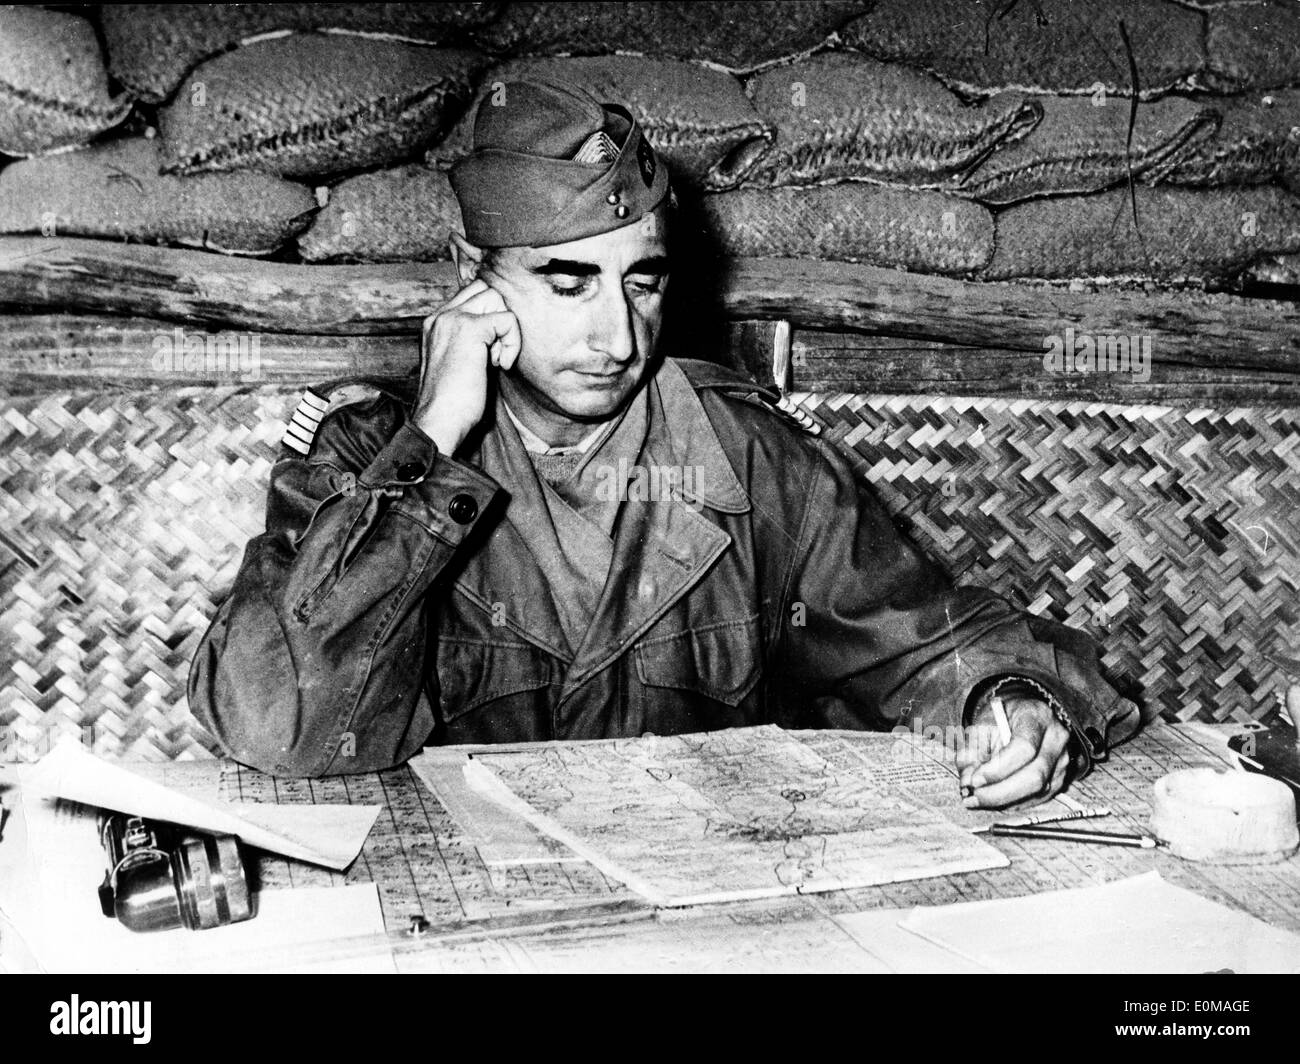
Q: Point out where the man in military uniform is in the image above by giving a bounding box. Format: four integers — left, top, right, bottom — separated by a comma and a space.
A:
190, 81, 1144, 807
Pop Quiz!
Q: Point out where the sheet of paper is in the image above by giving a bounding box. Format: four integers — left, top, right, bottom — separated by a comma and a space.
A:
501, 906, 893, 973
469, 725, 1009, 907
400, 902, 892, 973
2, 787, 393, 973
409, 749, 581, 865
900, 871, 1300, 974
22, 742, 378, 869
1, 882, 394, 974
830, 907, 991, 974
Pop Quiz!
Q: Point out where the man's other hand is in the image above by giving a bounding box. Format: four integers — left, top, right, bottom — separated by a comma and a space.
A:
413, 278, 522, 456
956, 698, 1072, 810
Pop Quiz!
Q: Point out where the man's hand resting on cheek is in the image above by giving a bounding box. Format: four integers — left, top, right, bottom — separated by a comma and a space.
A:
413, 278, 522, 456
957, 697, 1073, 810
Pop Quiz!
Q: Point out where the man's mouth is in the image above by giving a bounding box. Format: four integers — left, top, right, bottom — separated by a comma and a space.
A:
573, 367, 628, 381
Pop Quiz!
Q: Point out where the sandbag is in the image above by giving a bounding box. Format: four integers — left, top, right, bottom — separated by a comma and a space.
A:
1203, 1, 1300, 92
158, 34, 486, 180
0, 137, 317, 256
428, 56, 771, 190
101, 2, 504, 104
0, 6, 132, 156
299, 167, 463, 263
739, 53, 1041, 189
470, 1, 870, 71
698, 185, 993, 274
986, 186, 1300, 282
839, 0, 1203, 98
956, 96, 1219, 205
1155, 91, 1300, 188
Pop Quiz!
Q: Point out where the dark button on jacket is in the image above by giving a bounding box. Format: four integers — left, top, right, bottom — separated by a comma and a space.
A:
447, 493, 478, 524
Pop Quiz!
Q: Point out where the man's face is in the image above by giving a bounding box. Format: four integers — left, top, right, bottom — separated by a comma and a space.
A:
480, 206, 669, 422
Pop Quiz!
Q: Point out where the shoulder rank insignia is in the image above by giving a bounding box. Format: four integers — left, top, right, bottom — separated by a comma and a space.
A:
769, 393, 823, 436
281, 388, 329, 455
711, 377, 824, 438
281, 383, 385, 455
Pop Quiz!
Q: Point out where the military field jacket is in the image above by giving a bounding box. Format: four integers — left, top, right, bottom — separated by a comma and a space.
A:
190, 358, 1144, 777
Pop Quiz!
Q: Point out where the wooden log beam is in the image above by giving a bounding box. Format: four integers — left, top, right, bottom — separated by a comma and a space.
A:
789, 330, 1300, 403
1, 239, 1298, 395
0, 316, 415, 394
0, 315, 741, 393
0, 238, 456, 335
713, 258, 1300, 372
6, 313, 1300, 404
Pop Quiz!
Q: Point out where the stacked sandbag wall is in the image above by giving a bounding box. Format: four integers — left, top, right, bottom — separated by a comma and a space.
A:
4, 1, 1299, 281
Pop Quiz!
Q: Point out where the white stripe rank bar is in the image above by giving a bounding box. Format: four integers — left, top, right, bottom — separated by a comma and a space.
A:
775, 395, 822, 436
281, 387, 330, 455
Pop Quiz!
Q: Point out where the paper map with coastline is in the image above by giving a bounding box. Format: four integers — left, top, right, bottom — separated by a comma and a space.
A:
466, 725, 1009, 907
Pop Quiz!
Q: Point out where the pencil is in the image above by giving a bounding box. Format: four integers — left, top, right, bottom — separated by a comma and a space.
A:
972, 805, 1112, 832
988, 824, 1162, 849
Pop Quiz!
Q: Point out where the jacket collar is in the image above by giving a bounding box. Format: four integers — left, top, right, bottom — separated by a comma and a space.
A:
650, 358, 751, 514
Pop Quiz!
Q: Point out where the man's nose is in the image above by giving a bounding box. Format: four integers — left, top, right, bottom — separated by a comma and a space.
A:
589, 284, 636, 364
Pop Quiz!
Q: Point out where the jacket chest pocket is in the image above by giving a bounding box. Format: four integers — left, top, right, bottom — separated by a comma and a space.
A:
434, 637, 554, 722
633, 613, 763, 707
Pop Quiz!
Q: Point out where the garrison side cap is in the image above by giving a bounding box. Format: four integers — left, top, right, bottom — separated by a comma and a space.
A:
448, 79, 670, 249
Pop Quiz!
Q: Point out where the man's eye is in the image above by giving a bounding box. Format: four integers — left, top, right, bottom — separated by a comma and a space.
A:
550, 279, 590, 298
628, 277, 664, 296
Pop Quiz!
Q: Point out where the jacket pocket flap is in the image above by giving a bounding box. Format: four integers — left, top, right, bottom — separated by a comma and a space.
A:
634, 614, 762, 707
435, 638, 553, 720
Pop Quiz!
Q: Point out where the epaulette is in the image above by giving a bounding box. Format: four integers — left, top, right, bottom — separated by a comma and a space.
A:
724, 387, 823, 437
672, 357, 823, 436
771, 393, 823, 436
280, 381, 393, 455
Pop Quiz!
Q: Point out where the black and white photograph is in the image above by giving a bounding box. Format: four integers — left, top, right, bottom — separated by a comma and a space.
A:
0, 0, 1296, 1031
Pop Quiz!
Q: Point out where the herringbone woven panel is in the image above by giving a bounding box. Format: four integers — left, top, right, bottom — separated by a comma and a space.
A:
0, 387, 294, 762
2, 386, 1297, 763
797, 391, 1300, 724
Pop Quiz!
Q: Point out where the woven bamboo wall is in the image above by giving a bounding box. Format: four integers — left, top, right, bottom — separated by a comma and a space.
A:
0, 387, 287, 762
2, 384, 1296, 763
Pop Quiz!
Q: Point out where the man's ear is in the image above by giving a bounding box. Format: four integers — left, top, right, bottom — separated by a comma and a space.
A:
449, 232, 485, 285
